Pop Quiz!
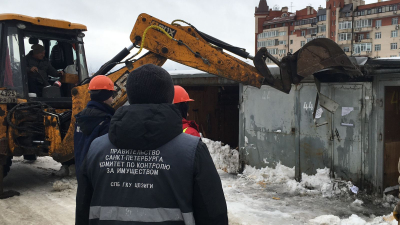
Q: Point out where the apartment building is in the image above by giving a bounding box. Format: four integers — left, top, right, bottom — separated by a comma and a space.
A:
255, 0, 400, 64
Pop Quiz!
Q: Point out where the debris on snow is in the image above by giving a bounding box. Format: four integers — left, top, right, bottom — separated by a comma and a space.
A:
350, 185, 359, 194
240, 164, 353, 197
202, 138, 239, 173
351, 199, 364, 207
52, 179, 76, 192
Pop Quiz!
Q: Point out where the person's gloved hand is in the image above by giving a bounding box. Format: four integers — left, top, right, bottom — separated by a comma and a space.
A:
393, 201, 400, 221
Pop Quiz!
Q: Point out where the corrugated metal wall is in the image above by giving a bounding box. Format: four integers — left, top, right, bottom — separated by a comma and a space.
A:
239, 82, 374, 189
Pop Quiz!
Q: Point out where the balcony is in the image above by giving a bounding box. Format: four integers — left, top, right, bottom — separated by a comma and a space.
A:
353, 51, 372, 56
360, 38, 372, 43
354, 27, 373, 32
338, 40, 352, 45
338, 28, 352, 33
294, 24, 313, 30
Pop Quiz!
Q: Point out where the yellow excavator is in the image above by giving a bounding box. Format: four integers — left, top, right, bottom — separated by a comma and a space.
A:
0, 13, 361, 198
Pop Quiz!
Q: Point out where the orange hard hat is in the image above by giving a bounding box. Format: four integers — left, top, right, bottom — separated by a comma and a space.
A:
88, 75, 114, 91
173, 85, 194, 104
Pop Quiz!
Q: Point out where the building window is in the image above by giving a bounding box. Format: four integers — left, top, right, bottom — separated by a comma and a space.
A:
339, 21, 352, 30
318, 25, 326, 33
378, 7, 382, 13
339, 33, 352, 41
279, 49, 286, 55
290, 49, 293, 53
279, 31, 287, 36
301, 41, 305, 47
366, 33, 370, 39
267, 48, 278, 55
367, 9, 371, 15
334, 1, 336, 7
359, 34, 364, 40
353, 43, 372, 54
376, 20, 382, 27
343, 47, 350, 52
283, 23, 286, 26
308, 28, 318, 35
393, 17, 398, 25
392, 30, 398, 38
391, 55, 397, 57
375, 44, 381, 51
291, 22, 294, 26
391, 43, 398, 50
259, 30, 279, 38
301, 30, 306, 36
331, 32, 333, 37
375, 32, 381, 39
290, 40, 293, 44
355, 19, 372, 28
279, 40, 287, 45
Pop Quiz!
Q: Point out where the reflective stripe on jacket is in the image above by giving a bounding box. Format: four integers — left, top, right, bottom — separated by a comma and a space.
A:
82, 133, 199, 225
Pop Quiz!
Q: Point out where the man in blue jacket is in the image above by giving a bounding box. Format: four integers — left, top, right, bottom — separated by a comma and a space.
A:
74, 75, 115, 174
75, 64, 228, 225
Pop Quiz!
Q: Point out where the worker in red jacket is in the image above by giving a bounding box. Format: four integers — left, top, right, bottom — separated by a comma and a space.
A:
173, 85, 201, 137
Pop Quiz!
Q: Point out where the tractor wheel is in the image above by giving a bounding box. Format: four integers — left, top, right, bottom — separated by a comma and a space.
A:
3, 156, 12, 178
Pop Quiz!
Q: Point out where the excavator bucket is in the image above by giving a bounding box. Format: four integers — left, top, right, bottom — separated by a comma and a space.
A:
296, 38, 362, 78
253, 38, 362, 94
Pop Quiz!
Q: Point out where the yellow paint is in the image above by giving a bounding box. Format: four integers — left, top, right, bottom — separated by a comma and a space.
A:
50, 52, 167, 163
0, 14, 87, 31
130, 13, 264, 88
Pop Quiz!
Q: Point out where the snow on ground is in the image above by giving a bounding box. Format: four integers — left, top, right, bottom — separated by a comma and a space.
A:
0, 138, 398, 224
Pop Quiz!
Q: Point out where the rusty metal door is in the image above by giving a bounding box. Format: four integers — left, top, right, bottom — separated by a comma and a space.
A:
331, 84, 363, 185
298, 84, 333, 175
383, 86, 400, 188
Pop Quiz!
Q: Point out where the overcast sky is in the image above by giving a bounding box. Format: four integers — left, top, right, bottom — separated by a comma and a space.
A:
1, 0, 378, 73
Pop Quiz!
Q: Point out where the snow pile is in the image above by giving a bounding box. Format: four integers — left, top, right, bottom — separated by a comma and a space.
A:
308, 215, 341, 225
52, 179, 76, 192
202, 138, 239, 173
308, 213, 397, 225
382, 194, 399, 208
241, 162, 295, 183
241, 164, 353, 197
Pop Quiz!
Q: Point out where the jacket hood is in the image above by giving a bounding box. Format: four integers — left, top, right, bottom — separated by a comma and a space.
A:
75, 101, 114, 135
109, 104, 182, 150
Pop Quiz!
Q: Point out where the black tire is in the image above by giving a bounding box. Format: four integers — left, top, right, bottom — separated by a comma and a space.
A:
23, 154, 37, 161
3, 156, 12, 178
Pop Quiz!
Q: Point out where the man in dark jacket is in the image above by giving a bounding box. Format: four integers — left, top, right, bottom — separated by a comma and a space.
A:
26, 44, 63, 96
74, 75, 115, 174
75, 64, 228, 225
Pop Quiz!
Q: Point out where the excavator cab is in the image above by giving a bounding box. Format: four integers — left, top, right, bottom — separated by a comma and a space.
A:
0, 14, 88, 198
0, 14, 88, 101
